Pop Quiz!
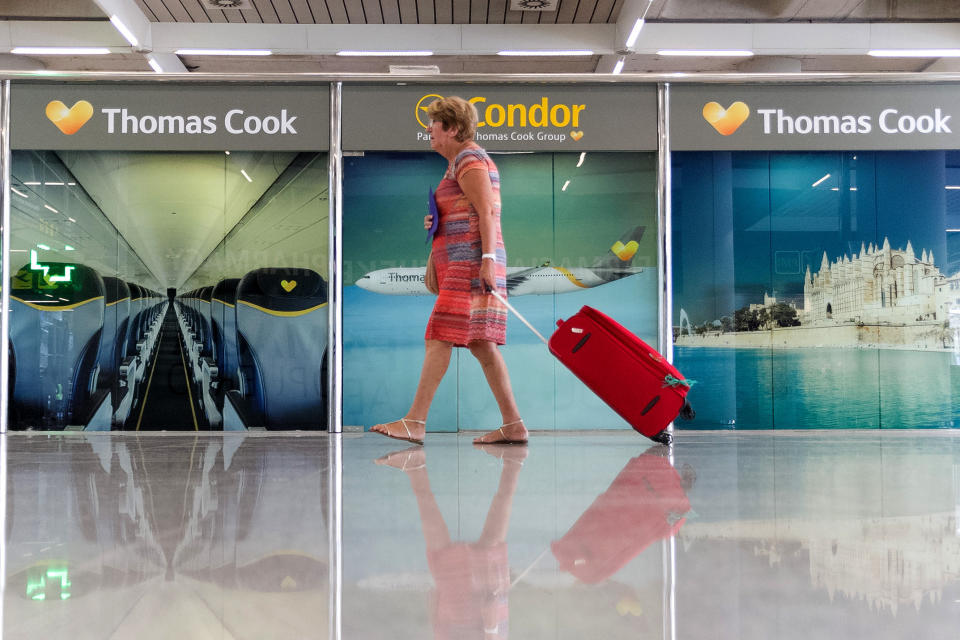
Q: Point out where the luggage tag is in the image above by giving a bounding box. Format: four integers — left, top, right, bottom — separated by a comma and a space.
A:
426, 187, 439, 243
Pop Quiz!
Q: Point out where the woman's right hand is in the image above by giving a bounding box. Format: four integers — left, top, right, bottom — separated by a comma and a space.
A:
424, 214, 433, 230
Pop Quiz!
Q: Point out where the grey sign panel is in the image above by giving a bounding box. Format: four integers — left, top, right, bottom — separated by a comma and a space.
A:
342, 84, 657, 151
671, 84, 960, 151
11, 83, 329, 151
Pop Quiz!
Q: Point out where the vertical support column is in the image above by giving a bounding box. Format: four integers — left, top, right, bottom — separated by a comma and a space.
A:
327, 82, 343, 434
662, 448, 678, 640
0, 80, 10, 434
657, 82, 673, 363
0, 79, 9, 632
327, 433, 342, 640
326, 82, 344, 640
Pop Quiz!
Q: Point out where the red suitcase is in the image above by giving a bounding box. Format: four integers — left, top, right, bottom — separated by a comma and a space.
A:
492, 292, 694, 444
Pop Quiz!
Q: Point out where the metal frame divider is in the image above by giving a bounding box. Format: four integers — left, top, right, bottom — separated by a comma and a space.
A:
0, 80, 9, 435
657, 81, 679, 640
328, 82, 344, 434
0, 79, 9, 634
326, 81, 345, 640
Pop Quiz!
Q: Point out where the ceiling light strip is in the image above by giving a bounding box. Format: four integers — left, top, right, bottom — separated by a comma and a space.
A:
498, 50, 593, 56
11, 47, 111, 55
174, 49, 272, 56
337, 51, 433, 56
109, 15, 139, 48
869, 49, 960, 57
625, 19, 645, 49
657, 50, 754, 57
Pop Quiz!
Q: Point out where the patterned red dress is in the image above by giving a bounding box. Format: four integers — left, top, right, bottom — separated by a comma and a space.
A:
425, 145, 508, 346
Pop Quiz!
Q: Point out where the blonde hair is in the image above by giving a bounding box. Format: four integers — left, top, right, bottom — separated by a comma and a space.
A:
426, 96, 478, 142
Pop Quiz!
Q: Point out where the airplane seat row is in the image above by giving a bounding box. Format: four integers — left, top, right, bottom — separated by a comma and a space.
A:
212, 278, 241, 387
7, 262, 167, 430
176, 267, 328, 430
9, 263, 105, 429
98, 277, 130, 386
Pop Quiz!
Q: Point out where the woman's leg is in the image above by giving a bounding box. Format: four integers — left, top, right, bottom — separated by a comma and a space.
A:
375, 447, 452, 550
371, 339, 453, 443
468, 340, 528, 444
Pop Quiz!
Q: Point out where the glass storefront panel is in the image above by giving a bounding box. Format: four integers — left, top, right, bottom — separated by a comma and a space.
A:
673, 149, 958, 429
343, 151, 657, 431
7, 149, 328, 430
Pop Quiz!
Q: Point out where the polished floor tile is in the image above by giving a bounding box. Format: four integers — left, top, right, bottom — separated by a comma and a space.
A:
5, 430, 960, 639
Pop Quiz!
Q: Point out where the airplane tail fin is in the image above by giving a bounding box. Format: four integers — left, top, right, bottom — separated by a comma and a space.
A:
591, 226, 646, 275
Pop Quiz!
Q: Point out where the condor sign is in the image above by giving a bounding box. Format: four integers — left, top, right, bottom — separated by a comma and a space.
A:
11, 83, 328, 151
671, 84, 960, 151
343, 84, 657, 151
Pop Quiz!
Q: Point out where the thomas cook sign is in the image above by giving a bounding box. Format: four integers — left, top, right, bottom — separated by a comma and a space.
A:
344, 84, 656, 151
672, 84, 960, 151
12, 83, 328, 151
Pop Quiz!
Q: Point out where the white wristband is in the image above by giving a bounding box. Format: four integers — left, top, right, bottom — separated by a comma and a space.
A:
481, 253, 497, 261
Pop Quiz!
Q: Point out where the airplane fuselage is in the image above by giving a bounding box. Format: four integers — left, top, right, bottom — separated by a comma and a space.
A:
355, 265, 642, 296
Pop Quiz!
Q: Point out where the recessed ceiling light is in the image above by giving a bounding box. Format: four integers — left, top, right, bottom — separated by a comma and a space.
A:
657, 50, 754, 57
869, 49, 960, 57
12, 47, 111, 55
175, 49, 272, 56
498, 50, 593, 56
337, 51, 433, 56
109, 15, 139, 48
625, 19, 645, 49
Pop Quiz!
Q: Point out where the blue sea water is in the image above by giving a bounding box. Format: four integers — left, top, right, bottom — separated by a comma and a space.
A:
673, 346, 960, 429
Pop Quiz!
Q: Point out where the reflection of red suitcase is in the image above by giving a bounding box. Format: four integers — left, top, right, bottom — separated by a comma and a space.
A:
492, 293, 693, 444
551, 449, 691, 583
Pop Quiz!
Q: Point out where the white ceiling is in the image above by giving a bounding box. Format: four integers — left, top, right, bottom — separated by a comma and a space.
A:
3, 0, 960, 75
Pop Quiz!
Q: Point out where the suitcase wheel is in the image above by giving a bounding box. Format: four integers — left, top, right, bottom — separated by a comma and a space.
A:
679, 400, 696, 421
650, 430, 673, 446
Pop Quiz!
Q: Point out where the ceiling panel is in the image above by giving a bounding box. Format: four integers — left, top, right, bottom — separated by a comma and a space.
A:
6, 0, 960, 74
135, 0, 173, 21
0, 0, 106, 20
325, 0, 350, 24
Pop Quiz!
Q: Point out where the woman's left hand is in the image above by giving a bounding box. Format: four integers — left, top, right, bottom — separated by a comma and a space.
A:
480, 258, 497, 293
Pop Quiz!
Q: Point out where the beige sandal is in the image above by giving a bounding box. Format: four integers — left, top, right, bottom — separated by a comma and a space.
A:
372, 418, 426, 445
473, 419, 528, 445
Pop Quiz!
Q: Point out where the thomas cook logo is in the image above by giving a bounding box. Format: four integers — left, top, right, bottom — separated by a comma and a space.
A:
702, 101, 750, 136
45, 100, 94, 135
415, 94, 443, 129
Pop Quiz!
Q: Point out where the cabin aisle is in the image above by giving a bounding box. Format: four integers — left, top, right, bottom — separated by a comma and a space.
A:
132, 307, 207, 430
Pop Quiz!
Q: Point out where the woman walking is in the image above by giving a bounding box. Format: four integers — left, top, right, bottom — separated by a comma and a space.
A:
371, 96, 526, 445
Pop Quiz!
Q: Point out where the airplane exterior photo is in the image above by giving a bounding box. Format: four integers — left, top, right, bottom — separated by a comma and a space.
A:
356, 226, 646, 296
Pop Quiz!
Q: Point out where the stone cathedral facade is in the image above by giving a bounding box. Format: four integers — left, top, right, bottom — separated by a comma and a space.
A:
802, 238, 960, 325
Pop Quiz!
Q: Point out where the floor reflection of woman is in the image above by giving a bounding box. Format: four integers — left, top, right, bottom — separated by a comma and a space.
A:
375, 444, 527, 639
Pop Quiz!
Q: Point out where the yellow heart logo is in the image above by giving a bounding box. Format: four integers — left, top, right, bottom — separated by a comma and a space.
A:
281, 279, 297, 292
611, 240, 639, 262
45, 100, 94, 135
702, 101, 750, 136
570, 130, 584, 141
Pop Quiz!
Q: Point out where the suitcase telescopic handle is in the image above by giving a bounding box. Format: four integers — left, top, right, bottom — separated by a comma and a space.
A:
488, 289, 549, 345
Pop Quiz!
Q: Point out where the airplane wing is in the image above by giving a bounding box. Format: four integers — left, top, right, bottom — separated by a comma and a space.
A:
505, 265, 547, 294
